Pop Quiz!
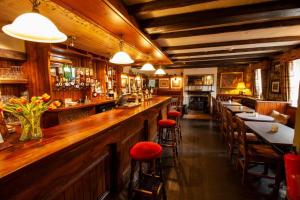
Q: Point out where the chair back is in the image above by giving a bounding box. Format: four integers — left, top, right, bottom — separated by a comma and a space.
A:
168, 97, 182, 112
284, 153, 300, 200
236, 117, 248, 156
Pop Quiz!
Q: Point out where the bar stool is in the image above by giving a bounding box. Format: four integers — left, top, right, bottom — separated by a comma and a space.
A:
158, 119, 178, 165
128, 141, 167, 200
167, 111, 182, 142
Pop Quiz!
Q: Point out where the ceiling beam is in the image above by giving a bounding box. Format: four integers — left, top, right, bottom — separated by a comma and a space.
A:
151, 18, 300, 40
166, 57, 264, 67
129, 0, 214, 15
172, 53, 276, 62
169, 45, 292, 57
163, 36, 300, 51
165, 63, 249, 69
142, 0, 300, 34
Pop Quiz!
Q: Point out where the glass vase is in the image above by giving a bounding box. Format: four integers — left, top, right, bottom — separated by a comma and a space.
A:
18, 114, 43, 141
19, 116, 31, 141
30, 114, 42, 140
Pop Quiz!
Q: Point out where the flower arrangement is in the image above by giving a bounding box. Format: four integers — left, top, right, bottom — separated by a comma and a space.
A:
0, 93, 61, 141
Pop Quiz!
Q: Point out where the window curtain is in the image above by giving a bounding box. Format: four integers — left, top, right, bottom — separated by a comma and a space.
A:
281, 61, 291, 102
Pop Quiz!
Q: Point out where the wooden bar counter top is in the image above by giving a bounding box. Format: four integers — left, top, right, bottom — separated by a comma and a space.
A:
0, 96, 171, 200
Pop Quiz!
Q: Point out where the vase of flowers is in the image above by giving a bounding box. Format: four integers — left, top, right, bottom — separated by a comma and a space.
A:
0, 93, 61, 141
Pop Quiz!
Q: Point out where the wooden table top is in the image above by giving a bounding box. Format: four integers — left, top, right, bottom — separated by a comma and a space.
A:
0, 96, 171, 179
245, 121, 294, 146
236, 113, 274, 122
220, 101, 241, 106
226, 105, 255, 113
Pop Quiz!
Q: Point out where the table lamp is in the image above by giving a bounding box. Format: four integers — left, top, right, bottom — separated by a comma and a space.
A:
237, 82, 246, 95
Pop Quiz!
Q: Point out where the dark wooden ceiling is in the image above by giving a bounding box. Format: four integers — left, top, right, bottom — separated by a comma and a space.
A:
121, 0, 300, 68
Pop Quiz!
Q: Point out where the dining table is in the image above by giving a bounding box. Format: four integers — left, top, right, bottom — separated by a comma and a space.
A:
226, 105, 255, 114
220, 101, 241, 106
245, 121, 294, 147
236, 112, 275, 122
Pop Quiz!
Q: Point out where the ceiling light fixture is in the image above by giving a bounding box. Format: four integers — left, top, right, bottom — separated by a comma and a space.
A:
2, 0, 67, 43
140, 55, 155, 71
140, 62, 155, 71
109, 35, 134, 65
155, 66, 166, 75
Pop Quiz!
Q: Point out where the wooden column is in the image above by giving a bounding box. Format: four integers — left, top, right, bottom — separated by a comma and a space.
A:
22, 42, 51, 97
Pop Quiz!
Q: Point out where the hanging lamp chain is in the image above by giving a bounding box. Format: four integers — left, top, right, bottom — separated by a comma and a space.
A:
29, 0, 41, 13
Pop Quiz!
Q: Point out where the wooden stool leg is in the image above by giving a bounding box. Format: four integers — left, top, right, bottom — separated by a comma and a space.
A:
128, 159, 136, 199
157, 158, 167, 200
151, 160, 157, 200
177, 117, 182, 142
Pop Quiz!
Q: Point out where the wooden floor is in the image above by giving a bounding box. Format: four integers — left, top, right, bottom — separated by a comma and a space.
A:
115, 118, 277, 200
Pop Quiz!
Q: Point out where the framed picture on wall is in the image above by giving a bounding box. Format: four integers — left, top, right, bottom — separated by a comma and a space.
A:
220, 72, 243, 88
273, 62, 281, 72
121, 77, 128, 88
271, 80, 280, 93
148, 79, 156, 88
159, 78, 169, 89
171, 77, 182, 89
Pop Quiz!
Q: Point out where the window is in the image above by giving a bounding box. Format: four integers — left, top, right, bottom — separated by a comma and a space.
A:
254, 68, 262, 99
289, 59, 300, 107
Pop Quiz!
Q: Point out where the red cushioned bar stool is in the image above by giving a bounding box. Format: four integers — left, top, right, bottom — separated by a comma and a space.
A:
167, 111, 182, 143
128, 141, 167, 200
158, 119, 178, 165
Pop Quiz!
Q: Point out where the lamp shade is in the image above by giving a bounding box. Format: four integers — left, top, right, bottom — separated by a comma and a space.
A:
237, 82, 246, 89
2, 12, 67, 43
109, 51, 134, 65
155, 68, 166, 75
140, 63, 155, 71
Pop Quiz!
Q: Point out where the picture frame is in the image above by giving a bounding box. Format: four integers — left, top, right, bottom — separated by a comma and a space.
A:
159, 78, 170, 89
273, 62, 281, 72
148, 79, 156, 88
171, 77, 182, 88
271, 80, 280, 93
121, 77, 128, 88
220, 72, 243, 88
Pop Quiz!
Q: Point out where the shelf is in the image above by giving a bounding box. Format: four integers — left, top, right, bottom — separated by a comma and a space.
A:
0, 79, 28, 84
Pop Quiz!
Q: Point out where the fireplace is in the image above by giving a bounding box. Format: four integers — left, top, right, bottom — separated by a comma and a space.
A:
185, 75, 214, 113
187, 91, 211, 113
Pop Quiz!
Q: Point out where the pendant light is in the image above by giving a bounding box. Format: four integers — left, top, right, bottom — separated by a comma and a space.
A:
109, 35, 134, 65
2, 0, 67, 43
140, 62, 155, 71
140, 56, 155, 71
155, 67, 166, 75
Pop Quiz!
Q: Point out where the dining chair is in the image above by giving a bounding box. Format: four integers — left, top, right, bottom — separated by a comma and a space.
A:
212, 97, 220, 121
168, 97, 183, 115
235, 117, 282, 185
220, 104, 228, 142
226, 110, 257, 160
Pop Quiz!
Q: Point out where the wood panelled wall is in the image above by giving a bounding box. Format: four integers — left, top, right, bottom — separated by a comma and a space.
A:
22, 42, 52, 97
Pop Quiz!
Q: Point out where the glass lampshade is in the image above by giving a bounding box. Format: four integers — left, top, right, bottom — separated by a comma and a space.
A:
109, 51, 134, 65
140, 63, 155, 71
155, 68, 166, 75
2, 12, 67, 43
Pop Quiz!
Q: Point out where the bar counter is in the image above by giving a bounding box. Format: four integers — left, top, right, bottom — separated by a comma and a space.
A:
0, 96, 171, 200
47, 98, 116, 112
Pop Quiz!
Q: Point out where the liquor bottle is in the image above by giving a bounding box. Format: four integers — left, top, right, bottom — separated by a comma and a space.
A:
79, 68, 85, 89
